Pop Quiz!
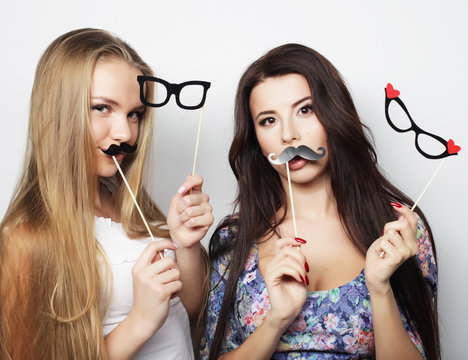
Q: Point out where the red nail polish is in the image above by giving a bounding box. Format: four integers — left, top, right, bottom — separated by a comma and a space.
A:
295, 237, 306, 244
390, 201, 402, 208
305, 261, 309, 273
299, 275, 305, 284
305, 275, 310, 286
381, 230, 384, 237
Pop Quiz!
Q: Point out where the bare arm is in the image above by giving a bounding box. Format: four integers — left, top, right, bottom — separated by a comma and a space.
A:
174, 243, 207, 318
365, 204, 424, 360
218, 313, 289, 360
167, 174, 214, 319
104, 240, 182, 360
369, 286, 423, 359
216, 238, 308, 359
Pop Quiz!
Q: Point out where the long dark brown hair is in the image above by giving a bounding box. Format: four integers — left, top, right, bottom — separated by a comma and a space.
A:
208, 44, 439, 359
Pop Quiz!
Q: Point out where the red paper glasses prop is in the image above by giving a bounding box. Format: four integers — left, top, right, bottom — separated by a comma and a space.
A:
380, 83, 461, 258
385, 83, 461, 159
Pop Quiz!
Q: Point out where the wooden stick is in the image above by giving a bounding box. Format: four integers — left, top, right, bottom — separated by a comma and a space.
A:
112, 156, 164, 258
286, 162, 298, 238
410, 158, 447, 211
192, 106, 204, 176
380, 158, 448, 258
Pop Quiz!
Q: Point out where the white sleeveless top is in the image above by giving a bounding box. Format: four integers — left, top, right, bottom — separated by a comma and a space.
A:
95, 216, 194, 360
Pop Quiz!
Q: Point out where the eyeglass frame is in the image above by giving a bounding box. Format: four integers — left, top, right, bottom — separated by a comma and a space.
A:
137, 75, 211, 110
384, 89, 456, 159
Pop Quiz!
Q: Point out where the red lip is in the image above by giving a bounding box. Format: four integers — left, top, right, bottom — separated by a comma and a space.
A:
113, 153, 125, 162
288, 156, 307, 170
103, 151, 125, 162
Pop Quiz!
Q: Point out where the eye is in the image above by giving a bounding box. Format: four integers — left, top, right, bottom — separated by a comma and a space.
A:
258, 117, 276, 127
298, 104, 314, 115
128, 111, 142, 122
91, 104, 110, 114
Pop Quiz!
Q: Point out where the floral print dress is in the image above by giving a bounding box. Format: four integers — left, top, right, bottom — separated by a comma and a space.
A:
201, 218, 437, 359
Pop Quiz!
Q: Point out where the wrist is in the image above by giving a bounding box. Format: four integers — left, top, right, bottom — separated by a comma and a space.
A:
366, 280, 393, 298
126, 310, 160, 344
264, 311, 293, 334
175, 241, 202, 253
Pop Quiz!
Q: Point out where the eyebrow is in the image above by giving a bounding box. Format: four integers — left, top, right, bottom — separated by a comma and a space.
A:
293, 96, 313, 107
91, 96, 146, 111
91, 96, 119, 106
254, 96, 313, 121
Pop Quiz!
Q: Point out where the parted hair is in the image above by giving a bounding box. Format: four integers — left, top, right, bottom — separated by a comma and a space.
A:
208, 43, 440, 360
0, 28, 168, 359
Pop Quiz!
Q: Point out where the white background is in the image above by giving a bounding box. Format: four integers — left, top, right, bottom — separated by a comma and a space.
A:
0, 0, 466, 357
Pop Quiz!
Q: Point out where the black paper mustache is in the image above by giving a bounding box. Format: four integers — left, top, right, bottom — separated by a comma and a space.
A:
101, 143, 137, 156
268, 145, 326, 165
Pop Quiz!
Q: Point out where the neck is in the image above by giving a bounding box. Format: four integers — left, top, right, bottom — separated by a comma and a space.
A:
279, 172, 336, 222
94, 180, 116, 220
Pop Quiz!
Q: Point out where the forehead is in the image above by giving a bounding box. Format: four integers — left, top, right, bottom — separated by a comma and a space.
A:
91, 59, 142, 100
249, 73, 311, 111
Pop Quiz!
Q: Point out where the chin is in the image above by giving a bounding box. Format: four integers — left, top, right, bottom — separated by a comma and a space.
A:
96, 166, 119, 178
289, 168, 329, 185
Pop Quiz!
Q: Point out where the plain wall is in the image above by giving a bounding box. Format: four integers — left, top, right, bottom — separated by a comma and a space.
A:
0, 0, 466, 357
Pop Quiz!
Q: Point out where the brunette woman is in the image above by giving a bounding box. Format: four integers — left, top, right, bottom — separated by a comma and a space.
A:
202, 44, 438, 359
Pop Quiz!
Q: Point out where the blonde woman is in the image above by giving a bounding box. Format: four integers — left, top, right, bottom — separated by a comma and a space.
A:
0, 28, 213, 359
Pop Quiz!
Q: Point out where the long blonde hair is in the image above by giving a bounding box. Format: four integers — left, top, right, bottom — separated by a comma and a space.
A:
0, 28, 167, 359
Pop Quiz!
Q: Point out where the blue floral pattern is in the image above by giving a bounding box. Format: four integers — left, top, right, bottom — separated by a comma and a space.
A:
201, 218, 436, 359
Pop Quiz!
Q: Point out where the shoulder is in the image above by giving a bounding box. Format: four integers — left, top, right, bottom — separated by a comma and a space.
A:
209, 214, 239, 254
207, 215, 240, 283
414, 215, 437, 295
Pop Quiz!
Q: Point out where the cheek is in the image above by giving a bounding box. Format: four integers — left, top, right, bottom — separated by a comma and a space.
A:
130, 122, 140, 143
89, 117, 107, 142
255, 133, 272, 156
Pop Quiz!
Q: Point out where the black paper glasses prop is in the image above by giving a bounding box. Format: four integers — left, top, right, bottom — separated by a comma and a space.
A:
380, 83, 462, 258
137, 75, 211, 110
108, 76, 212, 260
137, 75, 211, 176
385, 83, 460, 160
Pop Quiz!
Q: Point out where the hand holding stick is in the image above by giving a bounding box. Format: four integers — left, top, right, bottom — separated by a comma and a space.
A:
379, 158, 447, 258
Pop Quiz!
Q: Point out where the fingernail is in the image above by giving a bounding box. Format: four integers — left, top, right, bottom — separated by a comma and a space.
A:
305, 275, 309, 286
178, 186, 186, 194
381, 230, 384, 237
172, 242, 179, 249
305, 261, 310, 273
299, 275, 305, 284
295, 237, 306, 244
390, 201, 402, 208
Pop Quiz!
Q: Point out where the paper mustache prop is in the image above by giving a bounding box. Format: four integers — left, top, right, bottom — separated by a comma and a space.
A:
101, 142, 137, 156
267, 145, 327, 239
268, 145, 326, 165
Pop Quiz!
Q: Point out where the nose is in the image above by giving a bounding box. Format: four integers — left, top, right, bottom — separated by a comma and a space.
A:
110, 114, 132, 144
281, 116, 301, 145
